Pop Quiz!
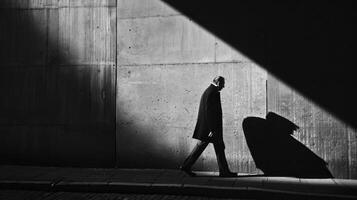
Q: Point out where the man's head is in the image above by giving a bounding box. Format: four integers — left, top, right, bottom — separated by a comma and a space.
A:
213, 76, 225, 91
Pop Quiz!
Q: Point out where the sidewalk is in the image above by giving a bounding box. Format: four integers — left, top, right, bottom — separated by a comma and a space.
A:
0, 165, 357, 199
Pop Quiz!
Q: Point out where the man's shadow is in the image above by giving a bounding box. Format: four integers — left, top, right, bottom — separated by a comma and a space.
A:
242, 112, 333, 178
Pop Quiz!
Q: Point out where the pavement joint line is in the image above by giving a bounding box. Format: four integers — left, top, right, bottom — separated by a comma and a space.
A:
0, 180, 52, 184
182, 184, 237, 190
150, 183, 182, 187
107, 182, 151, 186
50, 177, 64, 188
56, 181, 110, 185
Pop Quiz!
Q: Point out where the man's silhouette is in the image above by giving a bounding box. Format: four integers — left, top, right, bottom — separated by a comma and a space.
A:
180, 76, 237, 177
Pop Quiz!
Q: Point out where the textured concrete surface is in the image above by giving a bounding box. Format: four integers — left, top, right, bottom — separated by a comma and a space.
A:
116, 62, 266, 171
115, 0, 266, 173
0, 165, 357, 199
268, 74, 357, 178
0, 0, 116, 167
0, 0, 356, 180
116, 0, 356, 178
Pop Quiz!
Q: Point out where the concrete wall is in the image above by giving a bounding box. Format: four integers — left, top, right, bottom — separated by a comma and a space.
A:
0, 0, 356, 179
268, 74, 357, 179
115, 0, 266, 173
115, 0, 357, 178
0, 0, 116, 167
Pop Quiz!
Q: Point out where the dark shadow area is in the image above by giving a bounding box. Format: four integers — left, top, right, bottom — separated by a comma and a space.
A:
0, 2, 116, 167
0, 1, 179, 168
115, 119, 179, 169
162, 0, 357, 129
242, 112, 333, 178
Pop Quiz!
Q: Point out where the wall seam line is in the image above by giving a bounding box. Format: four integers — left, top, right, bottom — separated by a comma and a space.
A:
117, 61, 254, 67
118, 14, 182, 20
114, 0, 118, 167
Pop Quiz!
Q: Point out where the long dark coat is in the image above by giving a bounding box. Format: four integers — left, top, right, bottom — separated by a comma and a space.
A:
193, 84, 223, 143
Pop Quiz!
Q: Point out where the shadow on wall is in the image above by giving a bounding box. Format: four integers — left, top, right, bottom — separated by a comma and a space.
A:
0, 1, 194, 168
0, 2, 116, 167
116, 117, 180, 169
162, 0, 357, 129
242, 112, 333, 178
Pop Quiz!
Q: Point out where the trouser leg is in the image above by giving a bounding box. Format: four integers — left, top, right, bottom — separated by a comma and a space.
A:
213, 141, 230, 173
181, 140, 209, 169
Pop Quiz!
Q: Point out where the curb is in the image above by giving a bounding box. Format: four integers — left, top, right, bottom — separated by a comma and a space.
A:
0, 180, 356, 199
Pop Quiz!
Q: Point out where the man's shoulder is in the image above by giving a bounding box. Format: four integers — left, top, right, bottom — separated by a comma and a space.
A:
205, 84, 217, 93
202, 85, 213, 96
202, 85, 218, 100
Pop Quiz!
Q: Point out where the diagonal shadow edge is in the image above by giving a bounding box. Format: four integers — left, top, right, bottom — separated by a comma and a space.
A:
0, 2, 178, 168
162, 0, 357, 129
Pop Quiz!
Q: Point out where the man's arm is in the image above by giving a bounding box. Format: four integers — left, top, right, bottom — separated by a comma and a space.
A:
206, 92, 219, 137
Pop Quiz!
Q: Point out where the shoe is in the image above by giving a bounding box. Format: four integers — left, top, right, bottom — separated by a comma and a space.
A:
180, 166, 196, 177
219, 171, 237, 177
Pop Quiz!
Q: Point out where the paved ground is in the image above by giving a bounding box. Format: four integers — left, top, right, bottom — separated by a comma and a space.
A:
0, 165, 357, 199
0, 190, 247, 200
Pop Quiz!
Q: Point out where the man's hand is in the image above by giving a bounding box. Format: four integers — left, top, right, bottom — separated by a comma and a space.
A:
208, 132, 214, 138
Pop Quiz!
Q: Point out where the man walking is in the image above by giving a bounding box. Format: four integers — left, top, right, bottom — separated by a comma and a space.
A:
180, 76, 237, 177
